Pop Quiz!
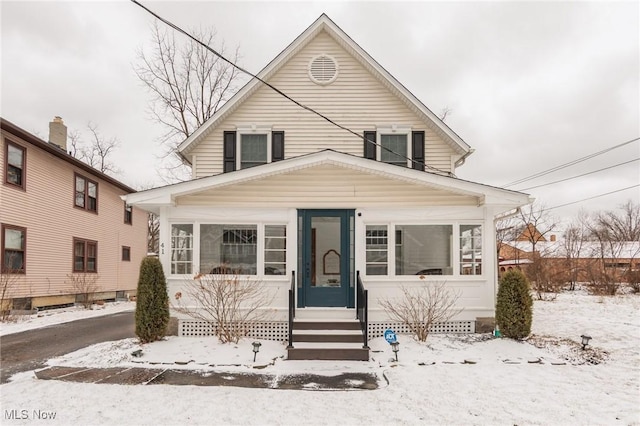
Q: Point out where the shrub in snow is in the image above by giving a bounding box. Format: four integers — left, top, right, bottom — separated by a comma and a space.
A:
496, 269, 533, 339
379, 280, 461, 342
173, 273, 275, 344
135, 256, 169, 343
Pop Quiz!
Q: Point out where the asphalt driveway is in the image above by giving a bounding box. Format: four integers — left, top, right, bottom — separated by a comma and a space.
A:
0, 310, 135, 383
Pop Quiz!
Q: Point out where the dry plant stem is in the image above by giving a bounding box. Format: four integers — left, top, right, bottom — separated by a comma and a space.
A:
379, 281, 462, 342
173, 273, 275, 344
67, 273, 99, 309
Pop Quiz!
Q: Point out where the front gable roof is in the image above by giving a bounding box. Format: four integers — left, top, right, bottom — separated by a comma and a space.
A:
125, 150, 530, 213
178, 14, 471, 161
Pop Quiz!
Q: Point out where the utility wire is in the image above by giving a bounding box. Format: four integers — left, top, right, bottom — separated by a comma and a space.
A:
519, 158, 640, 191
504, 137, 640, 188
130, 0, 452, 176
547, 184, 640, 211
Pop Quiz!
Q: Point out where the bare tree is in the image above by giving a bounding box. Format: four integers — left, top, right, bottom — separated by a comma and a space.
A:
173, 273, 276, 344
379, 281, 461, 342
70, 123, 120, 175
561, 213, 589, 291
584, 202, 640, 295
439, 106, 453, 122
517, 203, 558, 253
134, 22, 241, 182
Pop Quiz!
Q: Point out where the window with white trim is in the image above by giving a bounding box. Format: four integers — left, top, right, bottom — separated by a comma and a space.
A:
377, 127, 411, 167
171, 224, 193, 274
460, 224, 482, 275
237, 128, 271, 170
365, 225, 388, 275
396, 225, 452, 275
264, 225, 286, 275
200, 225, 257, 275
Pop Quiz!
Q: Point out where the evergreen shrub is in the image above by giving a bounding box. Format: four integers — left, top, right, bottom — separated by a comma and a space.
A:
135, 256, 169, 343
496, 269, 533, 339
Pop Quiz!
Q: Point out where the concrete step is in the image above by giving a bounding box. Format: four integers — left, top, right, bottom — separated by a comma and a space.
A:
292, 330, 363, 343
293, 320, 361, 330
294, 308, 356, 320
287, 346, 369, 361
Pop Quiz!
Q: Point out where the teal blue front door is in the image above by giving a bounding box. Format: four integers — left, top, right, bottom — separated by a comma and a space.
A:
298, 209, 354, 308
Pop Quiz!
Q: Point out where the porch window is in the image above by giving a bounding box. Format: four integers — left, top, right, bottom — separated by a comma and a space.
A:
2, 224, 26, 273
5, 142, 26, 189
460, 224, 482, 275
264, 225, 286, 275
240, 134, 268, 169
171, 224, 193, 274
200, 225, 257, 275
395, 225, 452, 275
365, 225, 388, 275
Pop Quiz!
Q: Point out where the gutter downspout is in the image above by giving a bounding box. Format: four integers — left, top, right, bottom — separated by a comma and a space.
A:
454, 148, 475, 168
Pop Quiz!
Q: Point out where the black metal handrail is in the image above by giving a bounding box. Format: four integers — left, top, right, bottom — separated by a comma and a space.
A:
356, 271, 369, 349
287, 270, 296, 349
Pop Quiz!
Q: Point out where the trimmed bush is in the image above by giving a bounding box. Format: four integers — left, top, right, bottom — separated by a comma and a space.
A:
496, 269, 533, 339
135, 256, 170, 343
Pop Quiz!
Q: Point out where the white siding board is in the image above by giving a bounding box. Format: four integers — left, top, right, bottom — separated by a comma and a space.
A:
192, 31, 455, 178
176, 165, 477, 208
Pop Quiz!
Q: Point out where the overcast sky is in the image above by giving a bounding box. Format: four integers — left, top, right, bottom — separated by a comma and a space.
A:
2, 1, 638, 227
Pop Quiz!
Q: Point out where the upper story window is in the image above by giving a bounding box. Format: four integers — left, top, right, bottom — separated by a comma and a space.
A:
2, 224, 26, 274
240, 133, 269, 169
380, 134, 409, 167
75, 174, 98, 212
223, 129, 284, 173
5, 141, 26, 189
73, 238, 97, 273
364, 128, 425, 170
124, 203, 133, 225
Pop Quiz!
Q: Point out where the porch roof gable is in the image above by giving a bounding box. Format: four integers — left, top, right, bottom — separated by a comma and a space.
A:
124, 150, 531, 211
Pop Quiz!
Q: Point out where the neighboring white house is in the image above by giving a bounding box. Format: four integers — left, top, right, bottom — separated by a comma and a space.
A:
125, 14, 531, 360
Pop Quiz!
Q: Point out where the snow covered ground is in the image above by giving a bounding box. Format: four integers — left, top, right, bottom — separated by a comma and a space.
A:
1, 291, 638, 425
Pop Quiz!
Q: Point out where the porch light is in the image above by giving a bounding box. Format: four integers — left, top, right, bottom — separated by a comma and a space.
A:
252, 341, 262, 362
391, 341, 400, 362
580, 335, 592, 350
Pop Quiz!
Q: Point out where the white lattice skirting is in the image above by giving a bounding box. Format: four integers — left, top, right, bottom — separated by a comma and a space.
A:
179, 320, 475, 340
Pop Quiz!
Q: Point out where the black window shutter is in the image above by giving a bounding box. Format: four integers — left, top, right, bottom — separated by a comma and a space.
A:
223, 131, 236, 173
412, 131, 425, 171
272, 131, 285, 162
364, 131, 377, 160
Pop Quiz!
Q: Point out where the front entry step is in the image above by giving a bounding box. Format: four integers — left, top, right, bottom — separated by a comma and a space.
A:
287, 320, 369, 361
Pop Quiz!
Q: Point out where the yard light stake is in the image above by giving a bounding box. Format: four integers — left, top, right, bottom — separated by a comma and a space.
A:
391, 341, 400, 362
252, 341, 262, 362
580, 335, 592, 350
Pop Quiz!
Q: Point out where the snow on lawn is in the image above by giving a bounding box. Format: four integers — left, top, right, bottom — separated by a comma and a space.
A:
1, 292, 639, 425
0, 301, 135, 336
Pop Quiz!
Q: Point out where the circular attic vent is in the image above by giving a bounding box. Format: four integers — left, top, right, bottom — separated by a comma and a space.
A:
308, 54, 339, 85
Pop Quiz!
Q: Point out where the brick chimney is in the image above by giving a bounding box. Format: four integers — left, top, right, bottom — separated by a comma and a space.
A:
49, 116, 67, 151
550, 234, 557, 242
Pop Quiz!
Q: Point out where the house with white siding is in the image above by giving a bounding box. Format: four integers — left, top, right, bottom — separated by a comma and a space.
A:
125, 14, 531, 360
1, 117, 147, 312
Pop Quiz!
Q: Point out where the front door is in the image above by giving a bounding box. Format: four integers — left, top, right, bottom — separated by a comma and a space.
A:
298, 209, 354, 308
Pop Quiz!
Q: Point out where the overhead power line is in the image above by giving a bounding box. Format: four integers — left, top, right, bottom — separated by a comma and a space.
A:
519, 157, 640, 191
504, 137, 640, 188
130, 0, 452, 176
547, 184, 640, 211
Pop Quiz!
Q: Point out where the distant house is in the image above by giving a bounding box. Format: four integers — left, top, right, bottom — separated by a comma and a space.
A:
125, 14, 531, 360
499, 239, 640, 283
1, 117, 147, 311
